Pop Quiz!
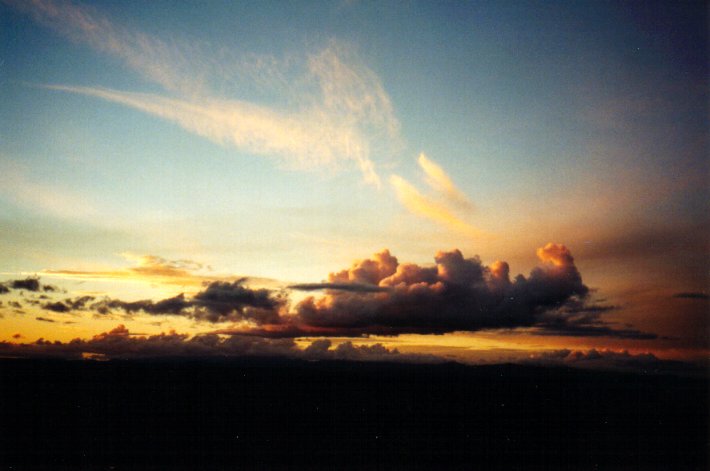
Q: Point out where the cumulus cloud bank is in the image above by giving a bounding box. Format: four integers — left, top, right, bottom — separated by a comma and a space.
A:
283, 244, 628, 337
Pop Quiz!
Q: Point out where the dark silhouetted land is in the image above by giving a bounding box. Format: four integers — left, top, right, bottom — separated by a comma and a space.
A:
1, 358, 707, 469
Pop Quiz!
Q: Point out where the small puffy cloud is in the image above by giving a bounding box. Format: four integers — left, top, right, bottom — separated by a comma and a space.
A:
42, 301, 71, 313
9, 278, 40, 292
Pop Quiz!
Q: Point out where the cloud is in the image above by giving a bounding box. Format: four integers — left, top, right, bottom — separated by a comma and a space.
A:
44, 253, 220, 287
391, 175, 486, 239
390, 154, 485, 239
191, 281, 285, 323
289, 282, 391, 293
219, 244, 651, 339
281, 244, 592, 336
10, 278, 40, 292
524, 348, 703, 375
0, 324, 425, 362
0, 277, 57, 294
417, 153, 474, 212
41, 295, 95, 313
42, 301, 71, 313
64, 280, 288, 325
9, 0, 400, 185
24, 245, 651, 340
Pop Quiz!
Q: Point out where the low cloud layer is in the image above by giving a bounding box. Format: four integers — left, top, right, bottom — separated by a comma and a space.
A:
2, 325, 696, 374
524, 348, 704, 376
0, 324, 428, 362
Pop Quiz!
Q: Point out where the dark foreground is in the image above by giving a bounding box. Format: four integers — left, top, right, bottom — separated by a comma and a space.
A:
1, 358, 707, 470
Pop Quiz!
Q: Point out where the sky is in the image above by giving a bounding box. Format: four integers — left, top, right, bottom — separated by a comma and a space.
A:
0, 0, 707, 369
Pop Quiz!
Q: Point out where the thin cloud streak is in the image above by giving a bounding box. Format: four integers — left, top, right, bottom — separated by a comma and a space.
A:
43, 253, 222, 288
390, 175, 487, 239
418, 153, 474, 212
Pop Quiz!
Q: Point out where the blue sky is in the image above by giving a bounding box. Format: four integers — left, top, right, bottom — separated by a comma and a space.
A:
0, 0, 707, 363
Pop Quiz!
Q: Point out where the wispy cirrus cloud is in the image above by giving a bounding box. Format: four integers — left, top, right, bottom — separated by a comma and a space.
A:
9, 0, 400, 185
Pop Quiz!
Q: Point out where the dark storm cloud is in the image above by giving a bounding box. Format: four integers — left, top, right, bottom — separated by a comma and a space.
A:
672, 292, 709, 300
